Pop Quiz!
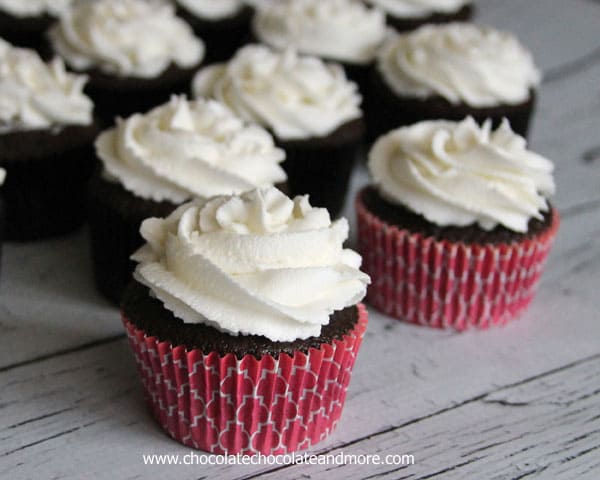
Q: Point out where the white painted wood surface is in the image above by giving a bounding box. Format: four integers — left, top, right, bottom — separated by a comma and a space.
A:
1, 0, 599, 478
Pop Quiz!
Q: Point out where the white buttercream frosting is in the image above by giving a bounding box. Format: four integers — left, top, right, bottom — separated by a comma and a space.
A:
378, 23, 541, 107
366, 0, 469, 18
96, 96, 287, 203
176, 0, 243, 20
0, 39, 93, 131
192, 45, 362, 140
253, 0, 386, 65
0, 0, 71, 18
0, 168, 6, 185
132, 187, 370, 341
49, 0, 204, 78
368, 117, 555, 232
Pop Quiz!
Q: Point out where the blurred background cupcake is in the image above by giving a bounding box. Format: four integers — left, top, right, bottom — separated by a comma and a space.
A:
364, 0, 473, 31
193, 44, 364, 218
123, 187, 370, 454
0, 0, 71, 52
357, 117, 559, 330
252, 0, 386, 94
88, 95, 287, 304
367, 23, 541, 141
49, 0, 205, 124
0, 39, 97, 241
174, 0, 253, 63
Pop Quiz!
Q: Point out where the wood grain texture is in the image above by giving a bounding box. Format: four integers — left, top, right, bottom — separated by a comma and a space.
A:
0, 0, 599, 479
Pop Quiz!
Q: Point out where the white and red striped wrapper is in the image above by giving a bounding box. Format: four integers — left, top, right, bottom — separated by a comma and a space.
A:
123, 304, 368, 455
356, 189, 559, 330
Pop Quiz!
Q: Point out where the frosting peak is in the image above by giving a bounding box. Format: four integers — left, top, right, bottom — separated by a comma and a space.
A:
96, 95, 287, 203
253, 0, 386, 65
49, 0, 204, 78
192, 45, 362, 140
369, 117, 555, 232
0, 0, 71, 18
0, 39, 93, 131
378, 23, 541, 107
176, 0, 244, 20
366, 0, 469, 18
133, 187, 370, 341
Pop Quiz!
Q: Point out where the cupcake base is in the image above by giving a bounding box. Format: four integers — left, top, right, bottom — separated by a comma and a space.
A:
87, 172, 177, 305
356, 187, 559, 330
0, 11, 54, 53
82, 63, 201, 125
0, 121, 100, 241
278, 118, 364, 218
365, 69, 535, 142
176, 5, 253, 63
384, 4, 474, 32
122, 281, 368, 455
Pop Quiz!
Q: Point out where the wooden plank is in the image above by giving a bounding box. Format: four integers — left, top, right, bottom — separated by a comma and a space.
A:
252, 354, 600, 480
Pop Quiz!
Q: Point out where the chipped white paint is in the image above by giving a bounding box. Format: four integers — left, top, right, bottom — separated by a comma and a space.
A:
1, 0, 599, 478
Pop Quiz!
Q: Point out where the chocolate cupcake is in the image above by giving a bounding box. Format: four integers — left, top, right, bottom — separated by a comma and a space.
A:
252, 0, 386, 94
193, 44, 365, 218
0, 0, 70, 52
122, 187, 370, 454
366, 23, 541, 142
175, 0, 253, 63
48, 0, 205, 125
357, 117, 559, 330
89, 95, 287, 305
0, 40, 98, 241
364, 0, 473, 31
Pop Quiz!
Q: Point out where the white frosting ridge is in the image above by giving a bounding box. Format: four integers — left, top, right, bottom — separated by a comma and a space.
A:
96, 96, 287, 203
192, 45, 362, 140
132, 187, 370, 341
253, 0, 386, 65
378, 23, 541, 107
49, 0, 204, 78
366, 0, 469, 18
176, 0, 244, 20
368, 117, 555, 232
0, 39, 93, 131
0, 0, 71, 18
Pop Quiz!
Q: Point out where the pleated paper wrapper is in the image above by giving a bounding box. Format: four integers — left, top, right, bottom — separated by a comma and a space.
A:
123, 304, 368, 455
356, 189, 559, 330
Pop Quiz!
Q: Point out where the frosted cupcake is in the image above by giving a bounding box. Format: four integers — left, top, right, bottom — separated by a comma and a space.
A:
364, 0, 473, 31
89, 95, 287, 304
0, 0, 71, 51
49, 0, 205, 123
357, 118, 559, 329
193, 45, 364, 218
252, 0, 386, 92
367, 23, 541, 141
0, 39, 97, 241
175, 0, 253, 63
122, 187, 370, 454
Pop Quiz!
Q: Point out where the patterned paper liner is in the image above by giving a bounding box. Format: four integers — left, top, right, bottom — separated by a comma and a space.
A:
123, 304, 368, 455
356, 189, 560, 330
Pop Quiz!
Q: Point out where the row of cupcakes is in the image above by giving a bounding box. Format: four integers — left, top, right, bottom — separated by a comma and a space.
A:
0, 0, 561, 459
0, 0, 475, 56
120, 115, 559, 454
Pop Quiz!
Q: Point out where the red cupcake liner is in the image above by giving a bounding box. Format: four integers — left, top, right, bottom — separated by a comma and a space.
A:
356, 189, 559, 330
123, 304, 368, 455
